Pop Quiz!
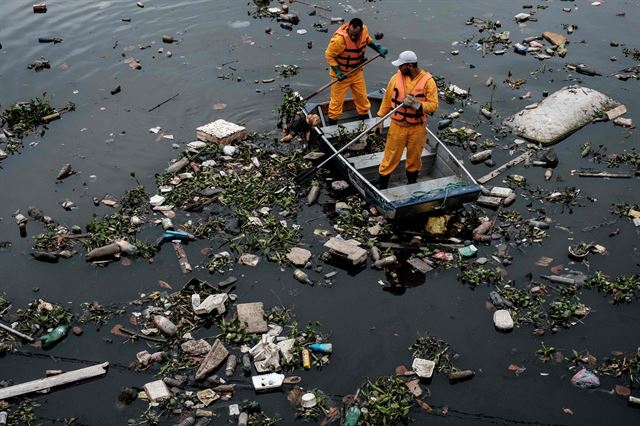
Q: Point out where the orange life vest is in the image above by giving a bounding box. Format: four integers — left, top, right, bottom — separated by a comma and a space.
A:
391, 70, 432, 125
333, 23, 369, 73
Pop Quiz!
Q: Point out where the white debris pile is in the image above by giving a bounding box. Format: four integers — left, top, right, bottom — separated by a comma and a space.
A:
196, 119, 247, 144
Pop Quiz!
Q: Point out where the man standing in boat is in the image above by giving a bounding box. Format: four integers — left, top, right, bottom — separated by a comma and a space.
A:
376, 51, 438, 189
325, 18, 388, 125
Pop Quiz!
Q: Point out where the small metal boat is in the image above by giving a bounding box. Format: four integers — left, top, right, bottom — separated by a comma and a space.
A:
304, 89, 480, 218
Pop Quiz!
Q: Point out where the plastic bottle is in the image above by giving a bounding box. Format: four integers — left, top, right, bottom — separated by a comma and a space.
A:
225, 354, 237, 377
343, 406, 361, 426
86, 243, 121, 260
307, 185, 320, 206
242, 353, 252, 376
293, 269, 312, 285
41, 324, 69, 349
489, 291, 507, 308
374, 256, 396, 269
161, 217, 174, 230
237, 412, 248, 426
308, 343, 333, 354
163, 230, 195, 242
153, 315, 178, 336
175, 417, 195, 426
301, 348, 311, 369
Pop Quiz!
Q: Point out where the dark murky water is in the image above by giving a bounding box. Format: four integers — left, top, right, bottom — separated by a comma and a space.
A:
1, 0, 639, 424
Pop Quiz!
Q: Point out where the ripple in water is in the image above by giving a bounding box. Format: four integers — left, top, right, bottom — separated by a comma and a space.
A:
227, 20, 250, 29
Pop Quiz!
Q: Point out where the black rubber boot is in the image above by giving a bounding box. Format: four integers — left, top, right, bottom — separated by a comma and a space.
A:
328, 118, 338, 125
358, 114, 369, 120
406, 171, 419, 184
378, 174, 390, 190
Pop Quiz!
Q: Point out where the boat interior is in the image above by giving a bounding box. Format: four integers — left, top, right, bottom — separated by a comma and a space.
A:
309, 97, 468, 202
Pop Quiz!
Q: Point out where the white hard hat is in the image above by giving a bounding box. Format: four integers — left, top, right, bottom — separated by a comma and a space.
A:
391, 50, 418, 66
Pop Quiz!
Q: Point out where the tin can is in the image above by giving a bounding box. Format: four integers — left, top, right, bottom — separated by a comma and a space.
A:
301, 348, 311, 369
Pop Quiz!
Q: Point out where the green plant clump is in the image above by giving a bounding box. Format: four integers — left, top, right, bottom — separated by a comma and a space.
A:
610, 202, 640, 217
84, 213, 156, 258
547, 295, 588, 330
333, 195, 391, 246
597, 351, 640, 385
409, 333, 454, 373
359, 376, 414, 425
584, 271, 640, 304
296, 389, 331, 420
231, 214, 302, 263
277, 88, 307, 125
217, 318, 256, 345
1, 95, 55, 137
496, 285, 545, 325
6, 399, 39, 425
458, 266, 501, 288
15, 300, 74, 336
120, 185, 150, 216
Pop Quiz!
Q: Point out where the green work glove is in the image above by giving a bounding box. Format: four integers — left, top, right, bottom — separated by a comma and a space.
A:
368, 40, 388, 57
331, 65, 346, 81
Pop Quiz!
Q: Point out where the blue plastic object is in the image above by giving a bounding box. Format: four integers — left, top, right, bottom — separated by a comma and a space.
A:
308, 343, 333, 354
162, 230, 194, 243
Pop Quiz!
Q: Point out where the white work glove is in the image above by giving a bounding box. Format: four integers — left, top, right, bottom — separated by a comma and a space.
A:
403, 94, 421, 110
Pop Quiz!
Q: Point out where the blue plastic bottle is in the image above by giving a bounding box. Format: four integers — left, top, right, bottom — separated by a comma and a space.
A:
308, 343, 333, 354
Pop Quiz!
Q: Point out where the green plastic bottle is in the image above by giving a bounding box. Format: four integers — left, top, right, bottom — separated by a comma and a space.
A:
344, 406, 361, 426
41, 325, 69, 349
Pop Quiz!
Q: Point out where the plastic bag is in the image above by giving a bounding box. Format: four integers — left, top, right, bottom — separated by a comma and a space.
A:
570, 368, 600, 389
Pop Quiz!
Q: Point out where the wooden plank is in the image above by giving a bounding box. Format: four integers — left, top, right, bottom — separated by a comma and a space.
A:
0, 322, 34, 342
380, 176, 463, 202
476, 152, 530, 184
379, 241, 463, 251
320, 99, 358, 115
577, 171, 632, 178
356, 153, 436, 183
237, 302, 269, 334
0, 362, 109, 400
173, 242, 192, 274
349, 149, 434, 171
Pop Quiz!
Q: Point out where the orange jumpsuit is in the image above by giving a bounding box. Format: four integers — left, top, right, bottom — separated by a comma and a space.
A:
377, 69, 438, 176
325, 24, 372, 120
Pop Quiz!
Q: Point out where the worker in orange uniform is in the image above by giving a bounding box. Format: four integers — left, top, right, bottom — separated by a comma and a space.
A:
376, 51, 438, 189
325, 18, 388, 125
